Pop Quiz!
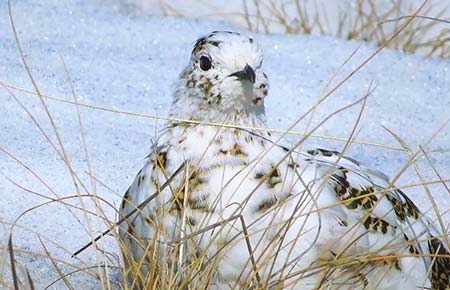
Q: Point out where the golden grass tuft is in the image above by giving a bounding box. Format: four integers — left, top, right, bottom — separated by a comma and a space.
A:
156, 0, 450, 58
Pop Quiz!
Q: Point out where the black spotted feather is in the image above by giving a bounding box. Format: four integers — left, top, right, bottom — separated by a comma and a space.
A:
306, 148, 450, 290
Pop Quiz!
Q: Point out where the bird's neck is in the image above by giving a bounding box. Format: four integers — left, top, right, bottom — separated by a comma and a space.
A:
170, 86, 267, 129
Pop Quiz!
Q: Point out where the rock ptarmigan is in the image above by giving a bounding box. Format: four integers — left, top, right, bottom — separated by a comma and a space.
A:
118, 31, 450, 290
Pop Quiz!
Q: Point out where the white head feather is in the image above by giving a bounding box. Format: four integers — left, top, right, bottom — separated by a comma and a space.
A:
171, 31, 269, 125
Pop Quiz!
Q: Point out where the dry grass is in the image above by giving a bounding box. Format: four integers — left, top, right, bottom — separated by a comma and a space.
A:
155, 0, 450, 58
1, 0, 449, 289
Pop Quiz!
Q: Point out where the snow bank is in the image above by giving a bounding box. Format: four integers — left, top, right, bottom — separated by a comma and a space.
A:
0, 0, 449, 288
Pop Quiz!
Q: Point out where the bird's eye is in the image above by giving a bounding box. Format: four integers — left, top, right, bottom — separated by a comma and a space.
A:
199, 56, 212, 71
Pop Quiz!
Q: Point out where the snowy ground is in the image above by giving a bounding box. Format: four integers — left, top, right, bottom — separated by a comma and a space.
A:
1, 0, 449, 289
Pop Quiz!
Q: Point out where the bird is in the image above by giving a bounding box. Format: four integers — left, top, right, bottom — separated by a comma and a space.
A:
118, 31, 450, 290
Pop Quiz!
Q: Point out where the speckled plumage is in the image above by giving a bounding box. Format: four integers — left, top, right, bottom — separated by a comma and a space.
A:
119, 31, 449, 289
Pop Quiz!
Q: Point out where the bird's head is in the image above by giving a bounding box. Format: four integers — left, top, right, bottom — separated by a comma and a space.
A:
172, 31, 269, 124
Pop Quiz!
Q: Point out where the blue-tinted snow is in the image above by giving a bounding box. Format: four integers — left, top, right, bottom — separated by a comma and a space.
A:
0, 0, 449, 288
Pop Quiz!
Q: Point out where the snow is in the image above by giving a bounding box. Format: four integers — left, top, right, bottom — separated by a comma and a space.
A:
0, 0, 449, 289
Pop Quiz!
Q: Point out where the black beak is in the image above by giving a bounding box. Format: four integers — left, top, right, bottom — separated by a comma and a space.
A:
229, 64, 255, 84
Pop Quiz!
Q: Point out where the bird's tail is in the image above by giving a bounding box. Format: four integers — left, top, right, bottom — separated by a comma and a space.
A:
428, 236, 450, 290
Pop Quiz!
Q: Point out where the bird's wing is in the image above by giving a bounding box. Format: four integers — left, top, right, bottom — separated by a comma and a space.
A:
302, 148, 450, 287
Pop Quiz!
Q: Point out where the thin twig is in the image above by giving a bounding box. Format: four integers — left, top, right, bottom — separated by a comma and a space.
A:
8, 235, 19, 290
379, 15, 450, 25
0, 81, 406, 152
